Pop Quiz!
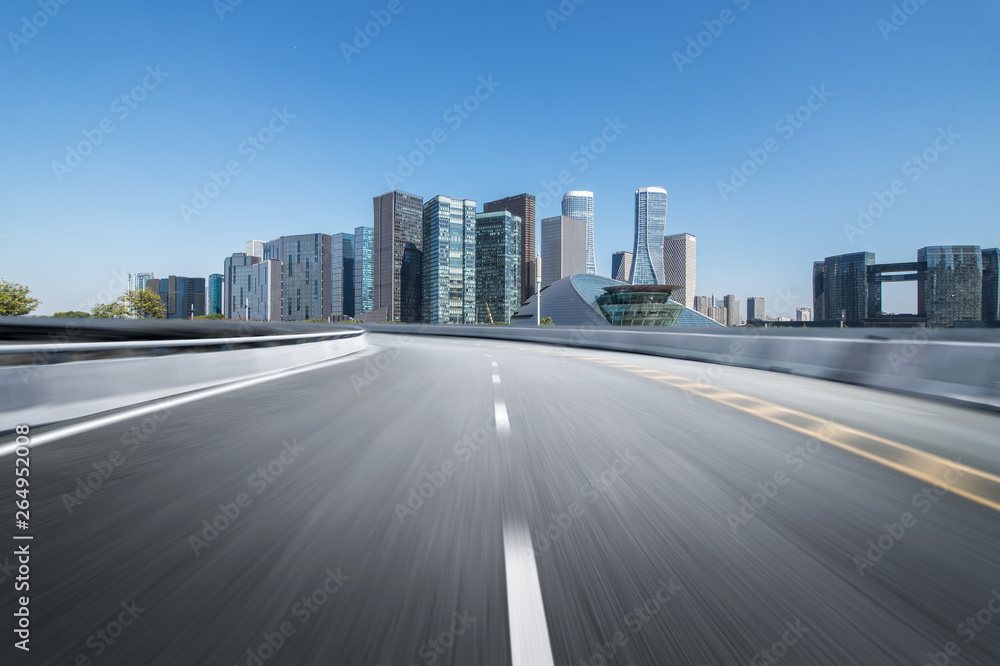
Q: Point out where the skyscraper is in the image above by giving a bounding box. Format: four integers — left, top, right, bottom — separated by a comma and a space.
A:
540, 215, 587, 288
611, 251, 633, 283
128, 272, 154, 294
918, 246, 982, 326
147, 276, 206, 319
816, 252, 875, 326
812, 261, 827, 321
354, 226, 374, 316
693, 295, 710, 315
263, 234, 332, 322
561, 191, 595, 275
475, 211, 521, 324
331, 233, 355, 318
423, 196, 477, 324
796, 307, 812, 322
983, 248, 1000, 324
708, 306, 728, 325
224, 252, 259, 318
245, 240, 265, 259
483, 194, 536, 304
630, 187, 667, 285
374, 190, 424, 322
747, 297, 766, 322
663, 233, 696, 309
249, 260, 281, 321
724, 294, 740, 327
207, 273, 223, 315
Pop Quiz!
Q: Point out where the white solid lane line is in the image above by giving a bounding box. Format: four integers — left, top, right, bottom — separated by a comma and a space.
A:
503, 521, 556, 666
0, 346, 379, 457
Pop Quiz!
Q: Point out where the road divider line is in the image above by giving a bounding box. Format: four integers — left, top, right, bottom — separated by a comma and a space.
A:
587, 360, 1000, 515
503, 521, 556, 666
493, 374, 501, 385
495, 399, 510, 436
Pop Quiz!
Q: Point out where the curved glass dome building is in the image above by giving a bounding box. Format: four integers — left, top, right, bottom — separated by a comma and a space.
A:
510, 274, 724, 327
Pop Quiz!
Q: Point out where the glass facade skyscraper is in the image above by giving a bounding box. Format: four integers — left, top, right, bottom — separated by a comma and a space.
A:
374, 190, 424, 322
812, 261, 827, 321
224, 252, 259, 319
422, 196, 477, 324
817, 252, 875, 326
561, 191, 596, 275
148, 276, 206, 319
611, 251, 632, 283
918, 246, 982, 326
249, 260, 281, 321
483, 194, 536, 304
475, 211, 521, 324
540, 215, 587, 289
747, 297, 766, 322
663, 233, 696, 308
264, 234, 332, 322
983, 248, 1000, 324
630, 187, 667, 285
354, 226, 374, 316
207, 273, 223, 315
332, 233, 355, 318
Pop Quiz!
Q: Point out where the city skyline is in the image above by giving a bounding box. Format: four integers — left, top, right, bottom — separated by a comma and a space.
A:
4, 1, 997, 316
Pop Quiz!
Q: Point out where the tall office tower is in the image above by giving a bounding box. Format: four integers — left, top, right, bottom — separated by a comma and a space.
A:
540, 215, 587, 288
354, 226, 374, 316
708, 306, 728, 325
207, 273, 224, 315
224, 252, 259, 319
918, 246, 983, 327
331, 233, 355, 318
812, 261, 827, 321
796, 307, 813, 322
663, 233, 696, 309
629, 187, 667, 285
693, 295, 710, 315
128, 272, 154, 293
245, 240, 265, 259
983, 248, 1000, 324
475, 211, 521, 324
747, 297, 766, 322
484, 194, 536, 304
561, 191, 596, 275
248, 260, 281, 321
422, 197, 477, 324
724, 295, 740, 327
374, 190, 424, 322
611, 251, 633, 283
816, 252, 875, 326
263, 234, 333, 322
147, 276, 206, 319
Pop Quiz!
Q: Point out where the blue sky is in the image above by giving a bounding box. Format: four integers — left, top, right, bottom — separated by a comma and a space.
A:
2, 0, 997, 316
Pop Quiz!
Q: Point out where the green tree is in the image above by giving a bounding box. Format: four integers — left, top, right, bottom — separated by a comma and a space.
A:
90, 300, 128, 318
539, 317, 554, 326
195, 312, 225, 320
0, 280, 41, 316
124, 289, 166, 319
53, 311, 91, 318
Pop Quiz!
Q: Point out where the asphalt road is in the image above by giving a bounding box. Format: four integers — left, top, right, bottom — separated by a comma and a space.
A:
2, 332, 999, 665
